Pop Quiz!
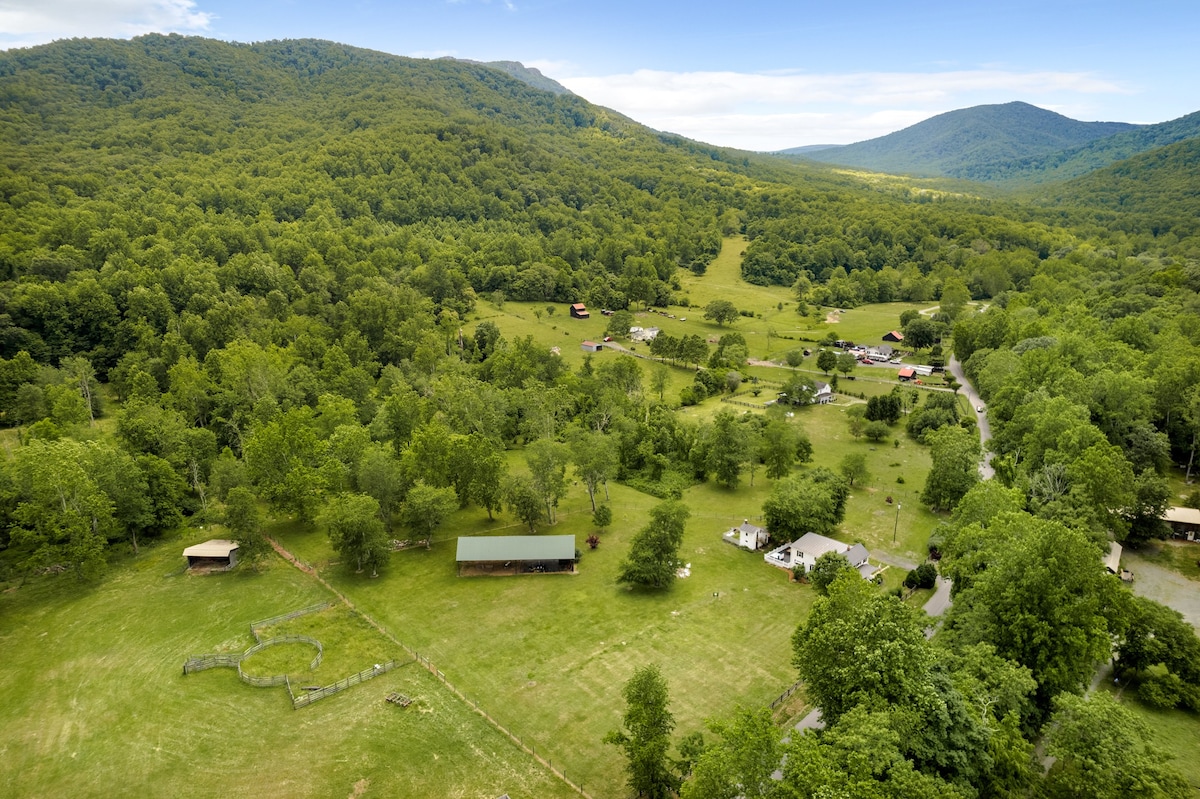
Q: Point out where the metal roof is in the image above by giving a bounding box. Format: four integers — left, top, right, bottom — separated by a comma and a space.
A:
1164, 506, 1200, 525
183, 539, 239, 558
456, 535, 576, 562
792, 532, 848, 559
1104, 542, 1122, 574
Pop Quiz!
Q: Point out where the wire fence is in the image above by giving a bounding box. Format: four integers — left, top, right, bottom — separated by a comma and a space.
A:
265, 537, 596, 799
397, 645, 594, 799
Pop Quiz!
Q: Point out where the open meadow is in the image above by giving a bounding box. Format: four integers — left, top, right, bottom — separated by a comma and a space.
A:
274, 474, 818, 796
0, 541, 581, 799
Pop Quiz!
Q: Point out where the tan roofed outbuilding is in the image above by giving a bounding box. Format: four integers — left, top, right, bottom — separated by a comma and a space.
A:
183, 539, 239, 569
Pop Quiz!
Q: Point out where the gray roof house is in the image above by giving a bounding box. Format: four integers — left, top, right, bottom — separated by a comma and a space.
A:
764, 532, 876, 579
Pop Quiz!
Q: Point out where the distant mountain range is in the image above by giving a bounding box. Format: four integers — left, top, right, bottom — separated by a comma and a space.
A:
781, 101, 1200, 188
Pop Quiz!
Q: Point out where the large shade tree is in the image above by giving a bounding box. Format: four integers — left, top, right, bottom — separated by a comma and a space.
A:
605, 664, 678, 799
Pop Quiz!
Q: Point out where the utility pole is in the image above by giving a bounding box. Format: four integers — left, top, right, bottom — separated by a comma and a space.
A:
893, 503, 902, 544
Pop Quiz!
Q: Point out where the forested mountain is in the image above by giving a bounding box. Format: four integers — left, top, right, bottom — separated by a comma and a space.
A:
793, 101, 1139, 181
451, 58, 574, 95
774, 143, 840, 155
994, 108, 1200, 187
1038, 137, 1200, 233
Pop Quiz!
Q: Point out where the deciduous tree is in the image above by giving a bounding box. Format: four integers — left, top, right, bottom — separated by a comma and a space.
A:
1043, 692, 1188, 799
703, 299, 739, 327
224, 486, 269, 567
605, 664, 678, 799
617, 500, 690, 588
401, 480, 459, 545
921, 425, 979, 511
323, 493, 389, 577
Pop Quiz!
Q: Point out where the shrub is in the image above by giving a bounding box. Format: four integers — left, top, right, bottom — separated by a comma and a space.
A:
903, 562, 937, 590
1139, 673, 1183, 709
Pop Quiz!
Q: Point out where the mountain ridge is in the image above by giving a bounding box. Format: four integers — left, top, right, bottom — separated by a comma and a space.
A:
794, 101, 1140, 181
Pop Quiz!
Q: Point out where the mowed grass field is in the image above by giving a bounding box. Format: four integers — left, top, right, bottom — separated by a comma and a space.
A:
265, 397, 938, 794
275, 473, 818, 797
0, 541, 580, 799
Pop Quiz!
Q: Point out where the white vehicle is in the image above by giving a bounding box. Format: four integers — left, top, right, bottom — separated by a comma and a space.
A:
889, 358, 902, 365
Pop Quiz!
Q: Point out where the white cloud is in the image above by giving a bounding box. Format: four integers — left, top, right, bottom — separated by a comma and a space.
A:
555, 68, 1134, 151
0, 0, 212, 47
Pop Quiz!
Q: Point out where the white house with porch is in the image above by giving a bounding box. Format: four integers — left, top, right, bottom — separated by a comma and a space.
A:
764, 532, 875, 579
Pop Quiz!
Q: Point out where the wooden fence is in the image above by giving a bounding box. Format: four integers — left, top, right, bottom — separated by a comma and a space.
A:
249, 602, 333, 641
289, 660, 399, 708
184, 634, 324, 689
182, 653, 240, 674
769, 679, 804, 710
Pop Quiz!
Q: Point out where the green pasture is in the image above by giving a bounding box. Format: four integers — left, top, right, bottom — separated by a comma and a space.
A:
0, 541, 578, 799
268, 396, 938, 794
277, 474, 815, 797
471, 237, 937, 373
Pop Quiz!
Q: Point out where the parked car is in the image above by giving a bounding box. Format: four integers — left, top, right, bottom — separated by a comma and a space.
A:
603, 336, 613, 342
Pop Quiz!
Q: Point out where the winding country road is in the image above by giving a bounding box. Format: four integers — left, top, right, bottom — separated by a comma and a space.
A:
948, 354, 995, 479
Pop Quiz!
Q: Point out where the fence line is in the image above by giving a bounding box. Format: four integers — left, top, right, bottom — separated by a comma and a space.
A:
769, 679, 804, 710
184, 634, 325, 690
249, 602, 333, 640
403, 644, 595, 799
182, 653, 240, 673
290, 660, 400, 708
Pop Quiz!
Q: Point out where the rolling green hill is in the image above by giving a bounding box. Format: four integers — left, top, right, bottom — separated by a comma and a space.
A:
989, 108, 1200, 187
1035, 136, 1200, 235
794, 101, 1138, 181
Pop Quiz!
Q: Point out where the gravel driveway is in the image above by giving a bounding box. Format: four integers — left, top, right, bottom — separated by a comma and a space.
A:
1123, 552, 1200, 630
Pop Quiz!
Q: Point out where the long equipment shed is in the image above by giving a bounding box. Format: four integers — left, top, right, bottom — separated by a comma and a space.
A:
455, 535, 576, 576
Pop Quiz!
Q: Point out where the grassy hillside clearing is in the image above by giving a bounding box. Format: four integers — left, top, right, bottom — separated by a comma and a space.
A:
0, 541, 580, 799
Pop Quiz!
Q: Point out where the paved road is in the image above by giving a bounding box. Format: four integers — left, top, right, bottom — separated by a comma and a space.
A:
948, 354, 994, 480
923, 576, 953, 618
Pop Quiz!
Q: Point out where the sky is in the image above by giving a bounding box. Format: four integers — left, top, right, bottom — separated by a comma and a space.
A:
2, 0, 1198, 151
